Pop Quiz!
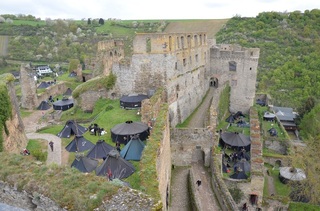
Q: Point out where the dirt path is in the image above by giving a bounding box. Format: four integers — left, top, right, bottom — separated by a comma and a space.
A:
23, 109, 62, 165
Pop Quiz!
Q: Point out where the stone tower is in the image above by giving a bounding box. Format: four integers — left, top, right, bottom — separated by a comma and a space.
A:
210, 44, 260, 113
20, 63, 38, 109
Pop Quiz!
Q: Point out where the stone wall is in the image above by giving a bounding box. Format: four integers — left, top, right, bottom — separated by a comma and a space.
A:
76, 89, 109, 112
2, 80, 28, 153
249, 108, 264, 208
141, 90, 171, 211
171, 128, 213, 166
37, 82, 68, 104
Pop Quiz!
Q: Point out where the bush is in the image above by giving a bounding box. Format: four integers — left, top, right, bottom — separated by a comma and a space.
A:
31, 149, 47, 162
105, 105, 114, 111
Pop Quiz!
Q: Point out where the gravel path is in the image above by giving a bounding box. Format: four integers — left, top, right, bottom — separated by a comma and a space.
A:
23, 110, 62, 165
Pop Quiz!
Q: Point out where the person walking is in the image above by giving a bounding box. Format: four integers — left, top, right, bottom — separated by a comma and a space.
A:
49, 141, 54, 151
196, 179, 202, 190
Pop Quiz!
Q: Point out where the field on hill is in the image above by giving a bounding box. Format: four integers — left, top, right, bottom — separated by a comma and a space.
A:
164, 19, 229, 38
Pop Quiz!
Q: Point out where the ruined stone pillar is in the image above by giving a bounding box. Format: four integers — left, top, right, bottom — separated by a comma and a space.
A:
20, 63, 37, 109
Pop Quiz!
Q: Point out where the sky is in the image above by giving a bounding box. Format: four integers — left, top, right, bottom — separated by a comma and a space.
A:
0, 0, 319, 20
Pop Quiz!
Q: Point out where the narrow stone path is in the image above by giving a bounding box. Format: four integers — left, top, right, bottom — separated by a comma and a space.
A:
23, 109, 62, 165
169, 167, 191, 211
187, 87, 215, 128
192, 162, 221, 211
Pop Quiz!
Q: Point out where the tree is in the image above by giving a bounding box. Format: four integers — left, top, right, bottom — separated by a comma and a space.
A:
87, 18, 91, 25
68, 59, 80, 73
99, 18, 104, 25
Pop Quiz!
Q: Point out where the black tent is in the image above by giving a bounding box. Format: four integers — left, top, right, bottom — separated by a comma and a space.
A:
120, 94, 149, 109
53, 98, 74, 111
57, 120, 88, 138
37, 101, 51, 110
86, 140, 114, 159
37, 81, 50, 89
71, 155, 98, 173
220, 132, 251, 151
120, 136, 145, 161
234, 159, 251, 173
230, 171, 248, 180
96, 149, 135, 179
64, 88, 72, 96
234, 111, 245, 119
65, 135, 95, 152
225, 114, 236, 123
111, 121, 149, 144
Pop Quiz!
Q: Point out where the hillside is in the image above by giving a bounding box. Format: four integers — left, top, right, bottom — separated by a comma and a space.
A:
164, 19, 229, 38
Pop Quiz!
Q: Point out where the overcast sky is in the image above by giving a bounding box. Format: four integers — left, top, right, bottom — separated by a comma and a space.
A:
0, 0, 319, 20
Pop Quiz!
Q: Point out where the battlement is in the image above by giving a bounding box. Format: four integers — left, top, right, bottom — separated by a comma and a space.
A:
211, 44, 260, 59
133, 32, 208, 54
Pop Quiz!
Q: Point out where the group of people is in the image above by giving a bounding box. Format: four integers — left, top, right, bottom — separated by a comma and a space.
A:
89, 123, 106, 136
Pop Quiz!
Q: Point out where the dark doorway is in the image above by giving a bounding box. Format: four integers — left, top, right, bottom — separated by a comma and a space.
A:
82, 76, 86, 82
250, 194, 258, 205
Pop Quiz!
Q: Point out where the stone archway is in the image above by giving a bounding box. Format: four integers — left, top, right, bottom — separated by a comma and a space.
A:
210, 77, 219, 88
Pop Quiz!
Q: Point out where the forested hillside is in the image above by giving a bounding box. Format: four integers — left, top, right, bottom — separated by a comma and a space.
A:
216, 10, 320, 206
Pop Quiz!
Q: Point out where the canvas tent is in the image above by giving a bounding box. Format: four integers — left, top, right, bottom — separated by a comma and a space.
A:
37, 81, 51, 89
86, 140, 114, 159
37, 101, 51, 110
220, 132, 251, 151
263, 112, 276, 121
96, 150, 136, 179
64, 88, 72, 96
65, 135, 95, 152
53, 98, 74, 111
225, 114, 236, 123
234, 159, 251, 173
57, 120, 88, 138
279, 167, 306, 184
230, 171, 248, 180
71, 155, 98, 173
120, 136, 145, 161
111, 121, 149, 144
120, 94, 148, 109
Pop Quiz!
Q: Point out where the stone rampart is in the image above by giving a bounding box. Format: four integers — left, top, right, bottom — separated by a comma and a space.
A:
141, 89, 171, 210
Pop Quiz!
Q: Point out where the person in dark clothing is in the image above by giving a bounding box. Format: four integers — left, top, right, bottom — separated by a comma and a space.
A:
196, 179, 202, 187
49, 141, 54, 151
